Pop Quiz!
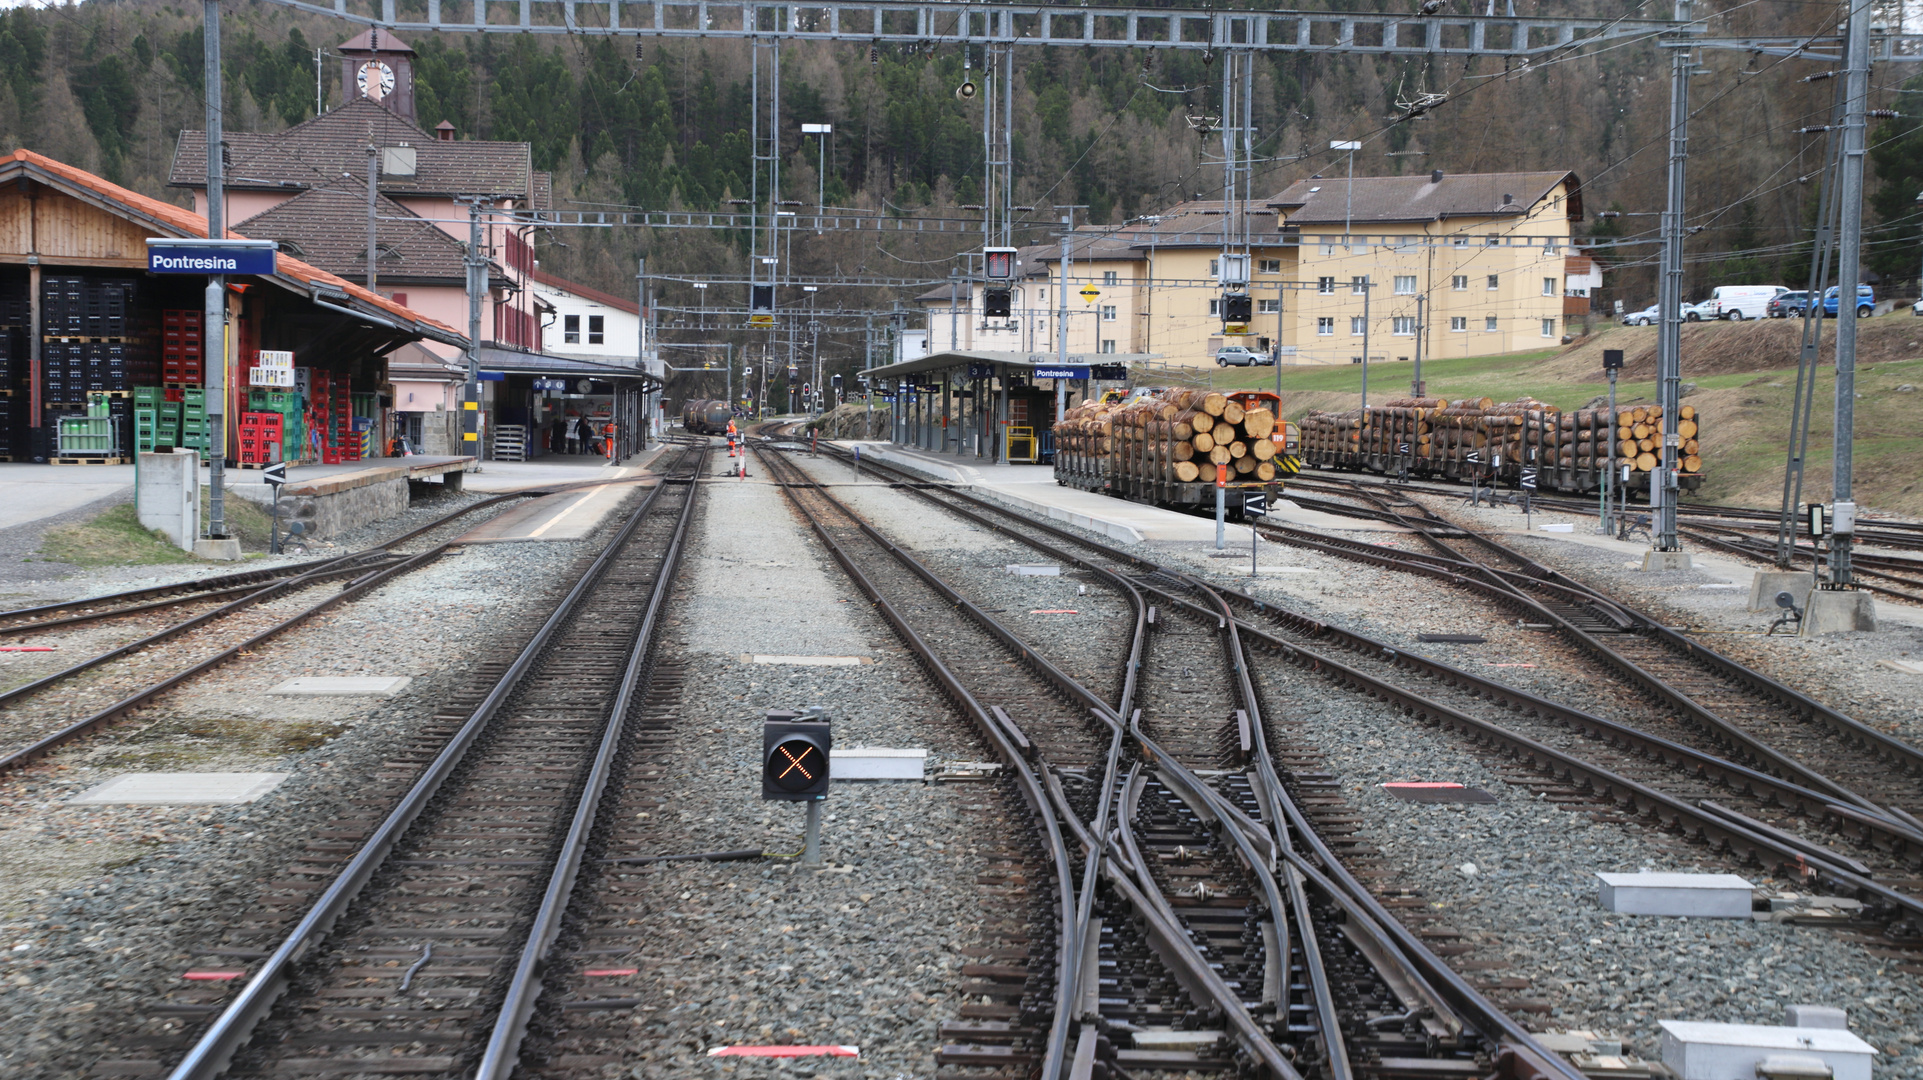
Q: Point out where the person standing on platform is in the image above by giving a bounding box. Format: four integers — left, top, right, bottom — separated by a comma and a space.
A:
566, 413, 582, 455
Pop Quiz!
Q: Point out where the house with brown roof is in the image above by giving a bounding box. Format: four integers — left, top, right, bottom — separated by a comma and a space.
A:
0, 147, 464, 461
918, 171, 1592, 369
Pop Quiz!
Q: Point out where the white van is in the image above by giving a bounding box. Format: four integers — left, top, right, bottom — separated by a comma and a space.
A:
1701, 285, 1788, 321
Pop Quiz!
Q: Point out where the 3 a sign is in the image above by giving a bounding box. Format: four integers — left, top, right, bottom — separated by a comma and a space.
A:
146, 238, 277, 276
763, 711, 831, 801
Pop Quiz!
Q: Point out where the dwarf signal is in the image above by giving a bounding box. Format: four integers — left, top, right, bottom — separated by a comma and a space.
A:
762, 711, 831, 800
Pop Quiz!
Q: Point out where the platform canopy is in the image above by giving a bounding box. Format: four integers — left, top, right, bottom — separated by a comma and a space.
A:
860, 349, 1158, 383
473, 345, 662, 392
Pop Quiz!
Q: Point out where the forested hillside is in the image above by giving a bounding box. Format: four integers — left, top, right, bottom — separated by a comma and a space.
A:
0, 0, 1910, 306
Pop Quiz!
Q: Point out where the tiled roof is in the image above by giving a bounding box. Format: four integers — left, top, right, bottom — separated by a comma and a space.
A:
1267, 171, 1580, 226
533, 269, 639, 315
170, 98, 540, 202
339, 29, 416, 54
234, 184, 470, 284
3, 148, 464, 344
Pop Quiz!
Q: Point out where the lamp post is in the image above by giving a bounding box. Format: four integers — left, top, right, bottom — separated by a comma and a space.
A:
1331, 140, 1361, 241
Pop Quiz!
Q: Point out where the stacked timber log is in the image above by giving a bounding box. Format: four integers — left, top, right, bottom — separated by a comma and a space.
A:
1299, 396, 1706, 483
1054, 388, 1283, 485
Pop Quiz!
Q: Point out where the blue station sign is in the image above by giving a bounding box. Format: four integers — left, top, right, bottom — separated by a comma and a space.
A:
1033, 365, 1090, 380
145, 238, 278, 276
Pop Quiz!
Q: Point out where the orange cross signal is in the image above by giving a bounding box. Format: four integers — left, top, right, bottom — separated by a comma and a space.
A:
777, 745, 818, 780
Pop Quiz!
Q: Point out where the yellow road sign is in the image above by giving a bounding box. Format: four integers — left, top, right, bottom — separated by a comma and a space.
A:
1079, 285, 1100, 302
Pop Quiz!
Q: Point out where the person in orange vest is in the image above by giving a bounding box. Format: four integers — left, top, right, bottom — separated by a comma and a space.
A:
726, 417, 738, 457
603, 420, 618, 463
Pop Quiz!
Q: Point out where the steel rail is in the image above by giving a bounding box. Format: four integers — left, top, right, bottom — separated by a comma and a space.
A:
750, 445, 1083, 1080
475, 452, 705, 1078
0, 560, 345, 626
1325, 486, 1923, 804
0, 568, 402, 639
163, 450, 699, 1080
1679, 525, 1923, 605
812, 448, 1923, 928
776, 443, 1495, 1077
0, 493, 540, 775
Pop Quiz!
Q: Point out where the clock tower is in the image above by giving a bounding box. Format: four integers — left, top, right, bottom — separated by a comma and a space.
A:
338, 29, 417, 122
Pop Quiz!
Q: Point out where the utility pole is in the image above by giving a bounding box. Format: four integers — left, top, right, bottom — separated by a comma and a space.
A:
1360, 279, 1371, 408
462, 197, 486, 455
1412, 293, 1425, 397
1652, 0, 1692, 558
1830, 0, 1871, 591
365, 141, 380, 291
203, 0, 227, 541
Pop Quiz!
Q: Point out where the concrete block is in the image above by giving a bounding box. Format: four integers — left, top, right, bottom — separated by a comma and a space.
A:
1802, 590, 1877, 635
1749, 571, 1816, 613
136, 450, 199, 552
193, 537, 242, 561
830, 747, 927, 780
744, 655, 873, 667
71, 772, 288, 806
270, 676, 412, 696
1007, 564, 1060, 576
1879, 659, 1923, 675
1784, 1006, 1848, 1030
1596, 872, 1754, 918
1658, 1021, 1875, 1080
1642, 550, 1694, 572
1539, 522, 1575, 533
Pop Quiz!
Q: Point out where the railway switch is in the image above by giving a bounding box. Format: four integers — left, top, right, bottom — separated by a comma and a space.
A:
763, 711, 832, 801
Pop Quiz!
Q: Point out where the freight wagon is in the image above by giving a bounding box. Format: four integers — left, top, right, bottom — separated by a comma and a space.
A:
679, 399, 734, 435
1054, 388, 1294, 507
1295, 396, 1704, 497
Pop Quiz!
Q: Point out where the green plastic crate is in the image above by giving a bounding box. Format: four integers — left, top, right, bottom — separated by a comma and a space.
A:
134, 387, 163, 407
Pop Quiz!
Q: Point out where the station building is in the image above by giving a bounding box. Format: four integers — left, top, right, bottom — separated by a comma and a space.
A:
919, 170, 1591, 368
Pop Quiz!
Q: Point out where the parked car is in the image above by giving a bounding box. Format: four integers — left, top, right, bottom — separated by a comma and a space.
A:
1215, 344, 1272, 367
1822, 284, 1875, 318
1683, 300, 1720, 322
1698, 284, 1788, 320
1912, 296, 1923, 317
1622, 304, 1686, 326
1768, 291, 1811, 318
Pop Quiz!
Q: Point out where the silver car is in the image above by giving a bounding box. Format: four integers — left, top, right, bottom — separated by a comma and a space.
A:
1215, 345, 1271, 367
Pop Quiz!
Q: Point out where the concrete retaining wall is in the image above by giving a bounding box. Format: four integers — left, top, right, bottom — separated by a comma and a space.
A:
226, 476, 410, 540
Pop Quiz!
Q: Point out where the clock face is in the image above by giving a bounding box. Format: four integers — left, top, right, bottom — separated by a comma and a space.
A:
357, 61, 395, 99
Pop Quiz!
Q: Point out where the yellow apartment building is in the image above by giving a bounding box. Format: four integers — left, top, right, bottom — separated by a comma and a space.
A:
919, 169, 1588, 368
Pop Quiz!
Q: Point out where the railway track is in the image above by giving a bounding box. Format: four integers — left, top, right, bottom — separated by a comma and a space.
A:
0, 491, 558, 775
144, 445, 706, 1080
762, 439, 1586, 1080
804, 444, 1923, 936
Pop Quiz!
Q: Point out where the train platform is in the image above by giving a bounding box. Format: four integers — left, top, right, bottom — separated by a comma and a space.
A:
453, 444, 677, 543
832, 442, 1408, 545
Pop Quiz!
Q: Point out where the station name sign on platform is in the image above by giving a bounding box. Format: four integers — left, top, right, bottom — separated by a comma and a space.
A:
1034, 366, 1090, 380
145, 238, 278, 276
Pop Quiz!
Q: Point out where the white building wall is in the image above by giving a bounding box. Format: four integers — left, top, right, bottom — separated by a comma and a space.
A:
534, 278, 642, 363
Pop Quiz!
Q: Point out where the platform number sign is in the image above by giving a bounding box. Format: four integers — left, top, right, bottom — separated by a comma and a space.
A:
1521, 466, 1538, 490
763, 712, 831, 801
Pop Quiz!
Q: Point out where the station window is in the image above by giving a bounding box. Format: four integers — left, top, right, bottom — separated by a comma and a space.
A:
1486, 274, 1500, 290
1257, 298, 1280, 314
1317, 276, 1335, 294
1101, 305, 1118, 322
1451, 275, 1468, 291
1350, 316, 1365, 335
1208, 299, 1221, 316
563, 314, 581, 344
1258, 259, 1281, 274
1542, 277, 1557, 297
1350, 276, 1368, 295
1099, 339, 1117, 353
1102, 270, 1119, 286
1541, 318, 1557, 337
588, 315, 605, 344
1394, 275, 1416, 295
1316, 317, 1334, 336
1485, 315, 1499, 332
1450, 316, 1467, 331
1393, 316, 1416, 335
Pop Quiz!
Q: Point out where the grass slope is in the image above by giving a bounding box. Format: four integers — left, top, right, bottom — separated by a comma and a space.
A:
38, 491, 279, 568
1191, 318, 1923, 516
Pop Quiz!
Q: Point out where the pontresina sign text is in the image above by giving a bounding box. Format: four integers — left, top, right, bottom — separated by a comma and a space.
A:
145, 238, 278, 276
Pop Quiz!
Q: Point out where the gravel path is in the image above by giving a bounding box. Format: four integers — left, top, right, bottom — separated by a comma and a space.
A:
0, 488, 600, 1079
575, 463, 1016, 1078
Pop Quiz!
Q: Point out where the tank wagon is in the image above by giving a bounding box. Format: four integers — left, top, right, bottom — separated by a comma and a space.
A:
1295, 396, 1704, 496
1054, 388, 1292, 507
680, 399, 733, 435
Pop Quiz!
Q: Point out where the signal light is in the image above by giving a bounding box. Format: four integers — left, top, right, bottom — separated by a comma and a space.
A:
1222, 293, 1253, 323
984, 288, 1012, 317
763, 712, 831, 801
984, 247, 1016, 280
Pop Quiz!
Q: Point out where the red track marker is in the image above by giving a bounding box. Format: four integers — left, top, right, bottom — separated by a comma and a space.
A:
1381, 782, 1466, 789
583, 968, 638, 977
183, 971, 246, 981
1029, 609, 1079, 615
